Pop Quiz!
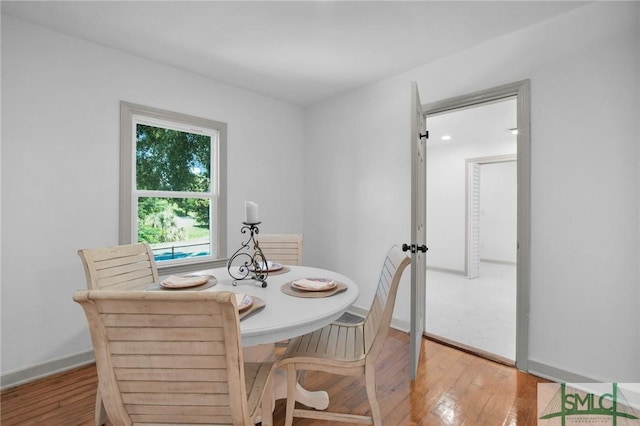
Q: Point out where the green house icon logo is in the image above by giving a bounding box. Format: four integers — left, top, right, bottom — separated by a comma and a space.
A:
539, 383, 640, 425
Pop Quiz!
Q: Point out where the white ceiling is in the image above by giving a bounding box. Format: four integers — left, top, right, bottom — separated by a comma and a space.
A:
2, 1, 587, 106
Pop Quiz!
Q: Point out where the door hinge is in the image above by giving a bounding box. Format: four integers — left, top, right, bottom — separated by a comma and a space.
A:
419, 131, 429, 140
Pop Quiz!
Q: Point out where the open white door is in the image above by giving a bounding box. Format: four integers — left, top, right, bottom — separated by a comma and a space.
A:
407, 82, 427, 380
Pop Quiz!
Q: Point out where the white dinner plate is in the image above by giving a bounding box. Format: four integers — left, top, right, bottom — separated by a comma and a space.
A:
160, 274, 210, 289
291, 278, 337, 292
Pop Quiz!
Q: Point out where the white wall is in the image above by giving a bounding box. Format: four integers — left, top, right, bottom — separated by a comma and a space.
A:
426, 105, 517, 271
304, 2, 640, 381
1, 16, 305, 377
480, 161, 517, 264
2, 1, 639, 385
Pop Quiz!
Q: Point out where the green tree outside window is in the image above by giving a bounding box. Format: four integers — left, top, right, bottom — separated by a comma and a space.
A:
136, 125, 212, 255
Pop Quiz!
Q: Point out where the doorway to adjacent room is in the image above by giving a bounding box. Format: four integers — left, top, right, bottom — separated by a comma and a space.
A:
422, 81, 530, 368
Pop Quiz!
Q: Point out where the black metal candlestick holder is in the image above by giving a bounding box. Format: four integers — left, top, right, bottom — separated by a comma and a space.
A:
227, 222, 268, 287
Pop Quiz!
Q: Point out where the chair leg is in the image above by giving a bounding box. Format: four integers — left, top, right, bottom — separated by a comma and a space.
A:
365, 366, 382, 426
285, 364, 297, 426
94, 387, 107, 426
261, 375, 274, 426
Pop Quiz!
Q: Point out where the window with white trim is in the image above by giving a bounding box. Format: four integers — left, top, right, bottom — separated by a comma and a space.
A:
120, 102, 227, 269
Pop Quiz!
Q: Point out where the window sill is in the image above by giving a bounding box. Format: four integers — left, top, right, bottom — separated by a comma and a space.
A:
157, 258, 229, 276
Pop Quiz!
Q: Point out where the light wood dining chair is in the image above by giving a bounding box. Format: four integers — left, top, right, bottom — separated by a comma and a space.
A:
255, 234, 303, 265
78, 242, 159, 291
78, 242, 160, 425
73, 290, 275, 426
278, 245, 411, 425
253, 234, 304, 350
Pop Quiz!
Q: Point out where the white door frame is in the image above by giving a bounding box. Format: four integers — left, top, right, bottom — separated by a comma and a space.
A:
424, 80, 531, 371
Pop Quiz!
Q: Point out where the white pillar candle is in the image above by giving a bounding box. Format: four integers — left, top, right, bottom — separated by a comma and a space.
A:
244, 201, 260, 224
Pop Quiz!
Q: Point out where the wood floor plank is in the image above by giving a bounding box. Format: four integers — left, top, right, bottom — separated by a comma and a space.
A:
1, 329, 549, 425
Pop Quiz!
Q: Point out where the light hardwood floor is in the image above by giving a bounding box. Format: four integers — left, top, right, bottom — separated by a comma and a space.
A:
1, 329, 548, 425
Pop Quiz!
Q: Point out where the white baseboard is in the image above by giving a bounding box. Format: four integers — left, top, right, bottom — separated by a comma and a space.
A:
527, 360, 600, 383
480, 258, 517, 266
1, 350, 95, 391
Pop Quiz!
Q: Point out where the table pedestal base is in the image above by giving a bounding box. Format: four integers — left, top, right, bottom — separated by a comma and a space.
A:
273, 369, 329, 409
244, 344, 329, 423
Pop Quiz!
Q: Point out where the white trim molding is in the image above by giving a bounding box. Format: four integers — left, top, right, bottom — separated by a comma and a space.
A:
1, 350, 95, 391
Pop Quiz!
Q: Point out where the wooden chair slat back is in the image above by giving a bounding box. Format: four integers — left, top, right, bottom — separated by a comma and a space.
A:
363, 245, 411, 356
78, 243, 159, 290
255, 234, 303, 265
73, 290, 251, 425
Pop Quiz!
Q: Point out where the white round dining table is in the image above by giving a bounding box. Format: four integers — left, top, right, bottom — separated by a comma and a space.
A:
162, 265, 359, 347
159, 264, 359, 412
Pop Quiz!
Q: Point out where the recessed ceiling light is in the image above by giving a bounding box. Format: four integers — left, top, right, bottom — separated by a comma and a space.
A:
441, 135, 451, 141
